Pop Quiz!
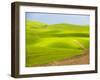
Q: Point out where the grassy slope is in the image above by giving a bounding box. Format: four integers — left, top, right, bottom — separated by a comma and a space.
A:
26, 20, 89, 67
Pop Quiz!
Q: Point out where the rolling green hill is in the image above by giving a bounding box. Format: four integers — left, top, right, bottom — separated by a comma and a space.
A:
26, 20, 89, 67
26, 20, 48, 29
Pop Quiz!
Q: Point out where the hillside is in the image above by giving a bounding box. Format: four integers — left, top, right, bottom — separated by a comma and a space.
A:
26, 20, 48, 29
26, 20, 90, 67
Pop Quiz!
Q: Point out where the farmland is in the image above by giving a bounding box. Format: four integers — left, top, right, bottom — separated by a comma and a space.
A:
26, 20, 89, 67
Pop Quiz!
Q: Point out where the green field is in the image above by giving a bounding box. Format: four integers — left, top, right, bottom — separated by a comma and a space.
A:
26, 20, 90, 67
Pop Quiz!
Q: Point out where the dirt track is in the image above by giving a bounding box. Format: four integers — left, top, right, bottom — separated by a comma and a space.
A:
32, 50, 89, 67
48, 51, 89, 66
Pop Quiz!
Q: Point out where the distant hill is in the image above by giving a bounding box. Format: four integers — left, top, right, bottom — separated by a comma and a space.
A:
26, 20, 48, 29
26, 20, 89, 28
26, 20, 89, 33
48, 23, 89, 30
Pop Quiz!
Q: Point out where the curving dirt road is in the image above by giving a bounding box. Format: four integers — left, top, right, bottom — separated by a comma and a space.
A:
48, 50, 89, 66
